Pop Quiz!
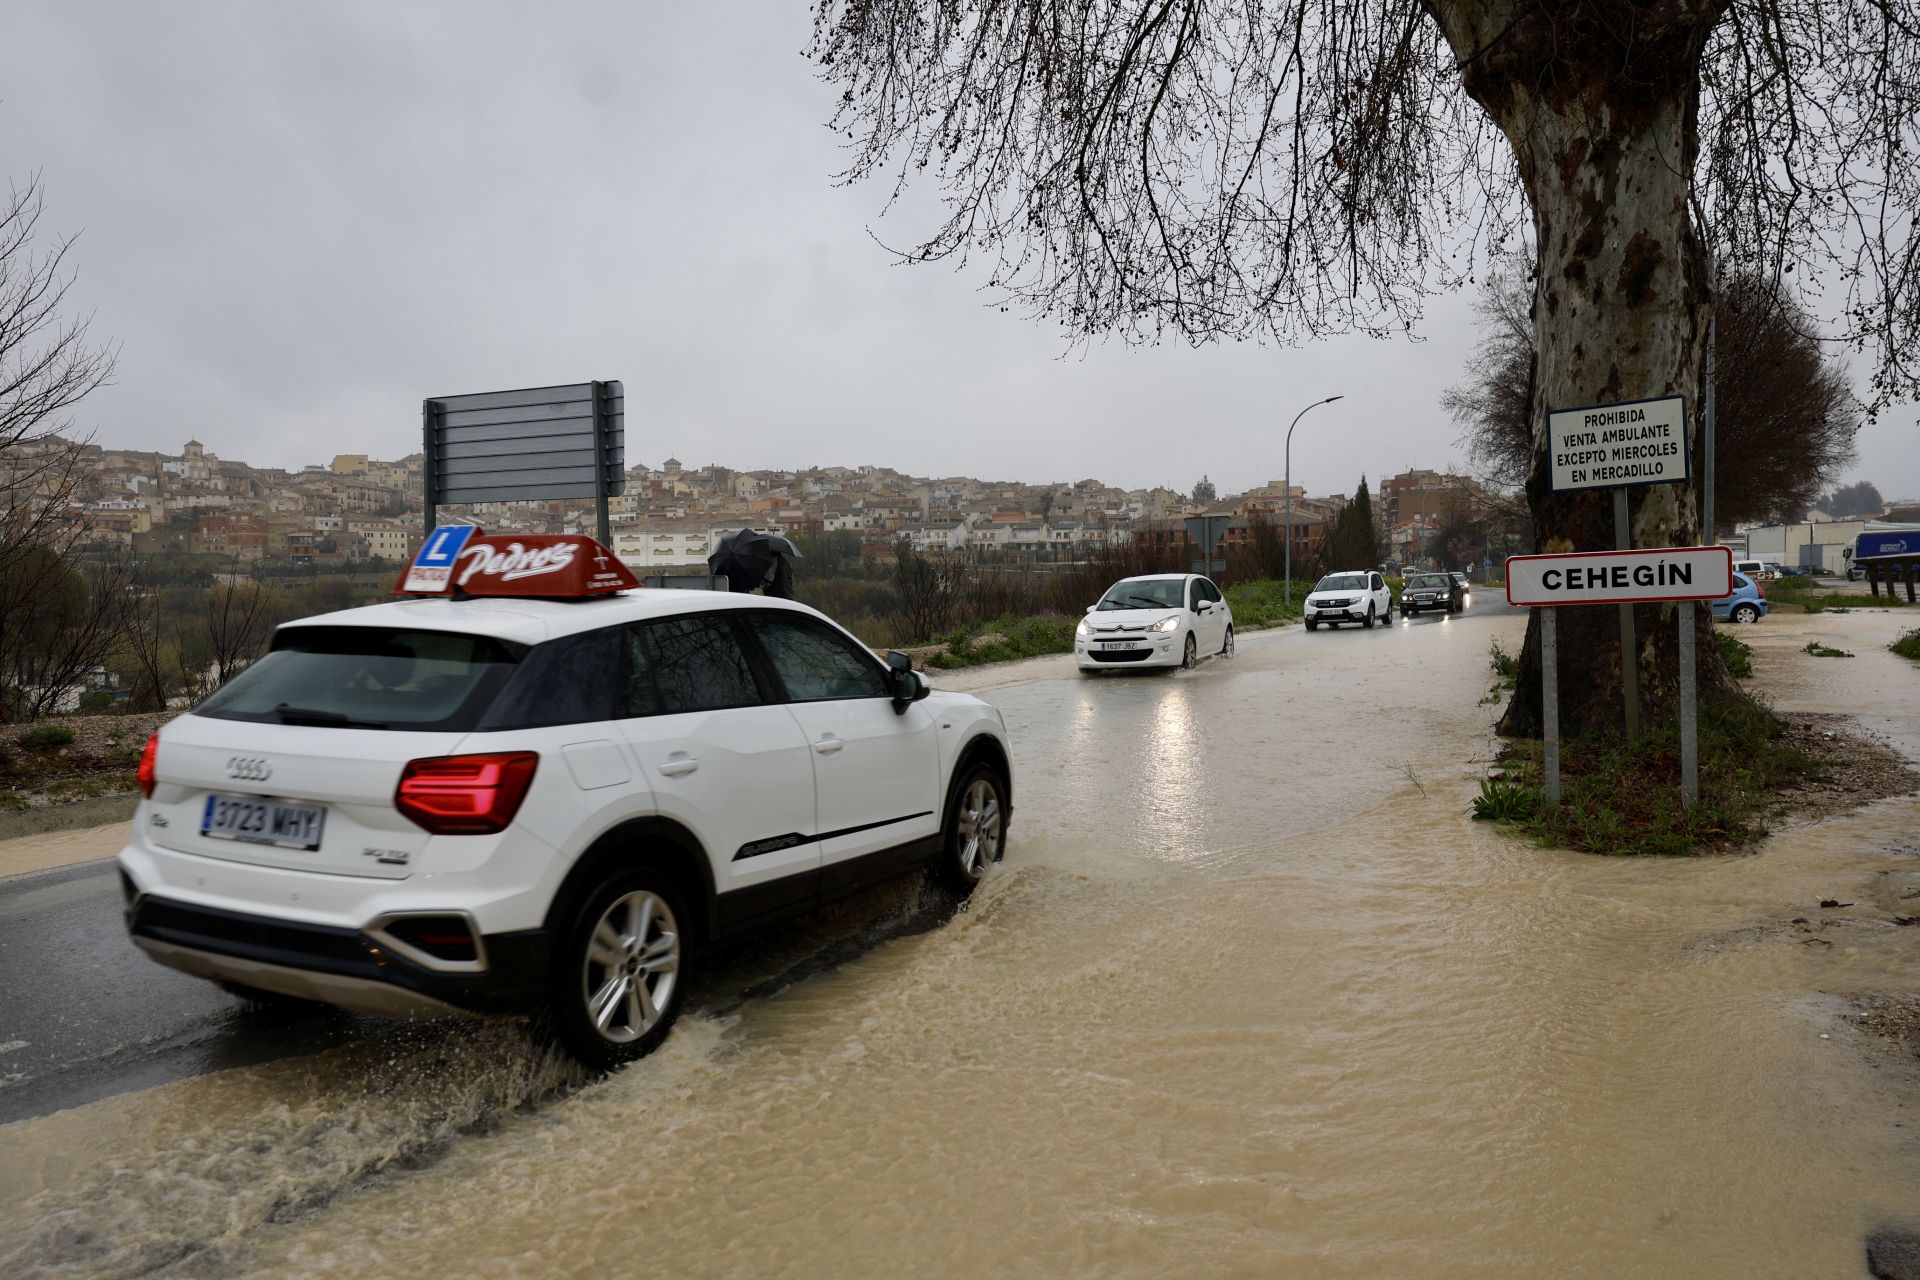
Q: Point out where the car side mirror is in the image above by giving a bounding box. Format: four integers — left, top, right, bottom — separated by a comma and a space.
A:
885, 651, 930, 713
1195, 600, 1212, 612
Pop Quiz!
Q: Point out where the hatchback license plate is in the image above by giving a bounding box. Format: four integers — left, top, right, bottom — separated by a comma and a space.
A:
1100, 641, 1142, 651
201, 794, 327, 851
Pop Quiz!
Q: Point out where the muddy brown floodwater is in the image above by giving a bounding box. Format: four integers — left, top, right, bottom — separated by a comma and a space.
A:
3, 602, 1919, 1278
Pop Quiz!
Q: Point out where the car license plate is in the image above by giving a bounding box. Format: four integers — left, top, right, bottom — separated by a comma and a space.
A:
1100, 640, 1142, 651
201, 793, 327, 851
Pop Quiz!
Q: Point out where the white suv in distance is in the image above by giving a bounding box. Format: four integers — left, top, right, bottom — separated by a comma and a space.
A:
1304, 570, 1393, 630
119, 542, 1013, 1069
1075, 573, 1234, 672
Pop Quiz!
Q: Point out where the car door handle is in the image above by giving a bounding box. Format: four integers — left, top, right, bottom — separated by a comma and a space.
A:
658, 755, 699, 777
813, 735, 845, 754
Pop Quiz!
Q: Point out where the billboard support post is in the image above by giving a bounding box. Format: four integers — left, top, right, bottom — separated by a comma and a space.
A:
591, 380, 614, 546
422, 400, 440, 537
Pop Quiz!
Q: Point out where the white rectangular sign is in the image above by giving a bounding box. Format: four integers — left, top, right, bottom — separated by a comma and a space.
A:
1548, 395, 1689, 492
1505, 546, 1732, 607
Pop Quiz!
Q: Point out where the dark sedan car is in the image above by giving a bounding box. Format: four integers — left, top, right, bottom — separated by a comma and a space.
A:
1401, 571, 1464, 616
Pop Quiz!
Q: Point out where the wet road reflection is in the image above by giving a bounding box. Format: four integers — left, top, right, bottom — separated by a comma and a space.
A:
5, 599, 1920, 1280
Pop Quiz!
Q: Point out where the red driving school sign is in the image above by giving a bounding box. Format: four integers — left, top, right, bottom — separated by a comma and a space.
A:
398, 532, 640, 597
1505, 546, 1733, 607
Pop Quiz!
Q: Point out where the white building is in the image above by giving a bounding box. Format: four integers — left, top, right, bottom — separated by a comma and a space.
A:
1741, 519, 1920, 572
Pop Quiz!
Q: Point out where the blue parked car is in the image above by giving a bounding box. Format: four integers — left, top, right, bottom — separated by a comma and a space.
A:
1712, 572, 1767, 624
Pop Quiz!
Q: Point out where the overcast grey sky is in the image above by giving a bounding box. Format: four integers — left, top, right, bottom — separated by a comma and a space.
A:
3, 1, 1913, 502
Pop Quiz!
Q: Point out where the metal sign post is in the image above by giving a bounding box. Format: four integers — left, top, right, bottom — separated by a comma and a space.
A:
1508, 545, 1730, 811
1677, 601, 1698, 805
1546, 394, 1688, 744
1183, 514, 1231, 576
1613, 489, 1640, 742
1542, 606, 1560, 806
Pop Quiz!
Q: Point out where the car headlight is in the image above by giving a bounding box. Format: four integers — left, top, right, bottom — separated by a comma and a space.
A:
1075, 618, 1093, 638
1147, 615, 1181, 633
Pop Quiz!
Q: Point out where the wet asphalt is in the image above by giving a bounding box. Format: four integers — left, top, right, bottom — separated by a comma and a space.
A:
0, 594, 1523, 1126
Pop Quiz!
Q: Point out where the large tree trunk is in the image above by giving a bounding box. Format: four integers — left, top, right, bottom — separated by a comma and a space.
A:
1426, 0, 1741, 739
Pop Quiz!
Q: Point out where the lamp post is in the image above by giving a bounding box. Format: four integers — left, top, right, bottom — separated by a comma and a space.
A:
1283, 395, 1345, 606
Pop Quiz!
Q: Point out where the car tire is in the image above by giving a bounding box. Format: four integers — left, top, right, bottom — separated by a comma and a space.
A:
937, 763, 1007, 893
1732, 603, 1760, 624
545, 866, 689, 1071
1305, 619, 1318, 632
1181, 633, 1198, 668
1220, 625, 1235, 658
1363, 605, 1376, 630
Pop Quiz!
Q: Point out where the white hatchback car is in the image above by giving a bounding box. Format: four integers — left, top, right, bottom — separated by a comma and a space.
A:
1304, 570, 1394, 630
119, 537, 1014, 1069
1075, 573, 1234, 672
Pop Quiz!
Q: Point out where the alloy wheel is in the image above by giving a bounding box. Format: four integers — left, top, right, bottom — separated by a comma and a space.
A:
956, 777, 1003, 878
581, 890, 680, 1044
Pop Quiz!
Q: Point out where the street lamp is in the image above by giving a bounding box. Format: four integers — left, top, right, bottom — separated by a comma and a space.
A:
1283, 395, 1345, 606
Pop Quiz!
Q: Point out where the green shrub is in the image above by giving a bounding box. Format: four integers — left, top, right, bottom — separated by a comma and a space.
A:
1893, 629, 1920, 664
17, 725, 75, 750
1715, 630, 1753, 679
1471, 776, 1538, 822
1474, 697, 1815, 856
1488, 640, 1519, 688
1223, 579, 1307, 628
927, 613, 1077, 669
1802, 640, 1853, 658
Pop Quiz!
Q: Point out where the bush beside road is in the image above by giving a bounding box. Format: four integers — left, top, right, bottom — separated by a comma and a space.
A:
1475, 606, 1920, 854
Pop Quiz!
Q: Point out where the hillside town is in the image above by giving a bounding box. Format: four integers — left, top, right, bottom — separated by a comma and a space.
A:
50, 433, 1526, 573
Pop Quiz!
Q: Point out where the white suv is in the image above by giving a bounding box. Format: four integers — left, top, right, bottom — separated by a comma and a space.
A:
1304, 570, 1393, 630
119, 582, 1013, 1068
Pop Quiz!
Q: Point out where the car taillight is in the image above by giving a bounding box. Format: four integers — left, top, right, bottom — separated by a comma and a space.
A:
138, 733, 159, 799
1756, 581, 1766, 598
395, 752, 539, 835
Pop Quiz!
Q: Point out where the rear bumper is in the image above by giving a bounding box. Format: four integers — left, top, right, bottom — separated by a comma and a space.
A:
125, 890, 549, 1018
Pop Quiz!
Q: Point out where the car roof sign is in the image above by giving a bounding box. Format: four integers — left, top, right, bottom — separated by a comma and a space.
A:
401, 525, 478, 593
396, 530, 641, 599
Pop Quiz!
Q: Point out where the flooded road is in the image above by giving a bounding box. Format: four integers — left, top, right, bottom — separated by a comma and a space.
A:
5, 601, 1920, 1277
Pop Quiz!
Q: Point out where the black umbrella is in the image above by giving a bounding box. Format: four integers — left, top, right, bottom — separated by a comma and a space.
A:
709, 528, 804, 598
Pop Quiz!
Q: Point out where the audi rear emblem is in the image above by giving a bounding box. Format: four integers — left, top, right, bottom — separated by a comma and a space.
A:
227, 756, 272, 782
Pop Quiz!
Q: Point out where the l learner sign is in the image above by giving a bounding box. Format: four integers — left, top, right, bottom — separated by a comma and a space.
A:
1549, 395, 1689, 492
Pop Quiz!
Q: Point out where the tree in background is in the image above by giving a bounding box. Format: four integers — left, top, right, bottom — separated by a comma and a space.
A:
812, 0, 1920, 740
1820, 481, 1883, 519
201, 571, 279, 693
1192, 476, 1217, 505
1325, 478, 1381, 571
0, 173, 121, 718
891, 540, 972, 642
0, 547, 135, 719
1429, 494, 1488, 572
1444, 271, 1859, 535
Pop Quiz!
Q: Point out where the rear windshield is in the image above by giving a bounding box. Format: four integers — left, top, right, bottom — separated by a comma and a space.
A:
194, 627, 524, 731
